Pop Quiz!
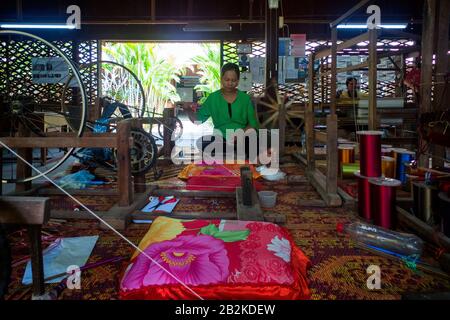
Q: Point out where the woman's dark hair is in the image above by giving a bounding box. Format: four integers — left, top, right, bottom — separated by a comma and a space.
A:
346, 77, 357, 86
221, 63, 240, 80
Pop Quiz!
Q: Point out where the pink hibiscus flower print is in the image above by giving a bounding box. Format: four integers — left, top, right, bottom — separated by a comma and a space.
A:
121, 235, 229, 290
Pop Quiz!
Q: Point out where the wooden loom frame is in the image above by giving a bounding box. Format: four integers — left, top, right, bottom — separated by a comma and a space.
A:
299, 0, 422, 206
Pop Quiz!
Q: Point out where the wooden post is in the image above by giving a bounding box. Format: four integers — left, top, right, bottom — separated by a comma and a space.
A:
163, 107, 175, 159
265, 0, 279, 86
236, 166, 263, 221
433, 0, 450, 167
131, 119, 147, 194
278, 102, 286, 156
27, 225, 45, 297
0, 197, 50, 298
368, 28, 378, 130
330, 27, 337, 115
151, 0, 156, 20
0, 146, 3, 196
117, 121, 133, 206
16, 121, 32, 192
306, 53, 315, 170
326, 114, 338, 195
419, 0, 437, 166
240, 166, 253, 206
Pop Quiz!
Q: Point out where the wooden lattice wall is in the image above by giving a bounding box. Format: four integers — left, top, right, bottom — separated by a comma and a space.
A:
0, 39, 98, 106
222, 38, 417, 104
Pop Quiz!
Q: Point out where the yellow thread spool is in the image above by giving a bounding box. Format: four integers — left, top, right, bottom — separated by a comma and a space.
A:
381, 156, 395, 178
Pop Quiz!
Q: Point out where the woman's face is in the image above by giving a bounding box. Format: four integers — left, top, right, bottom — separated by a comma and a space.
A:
221, 70, 239, 92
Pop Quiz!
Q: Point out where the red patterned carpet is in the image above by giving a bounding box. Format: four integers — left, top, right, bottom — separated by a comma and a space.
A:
4, 161, 450, 300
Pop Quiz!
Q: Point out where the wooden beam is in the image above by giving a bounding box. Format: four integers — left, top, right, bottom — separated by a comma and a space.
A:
0, 196, 50, 225
315, 32, 369, 59
434, 0, 450, 113
36, 188, 119, 197
419, 0, 437, 114
117, 121, 133, 206
307, 169, 342, 207
306, 54, 315, 171
15, 122, 32, 192
151, 0, 156, 21
314, 130, 327, 144
278, 102, 286, 156
397, 205, 450, 251
326, 114, 338, 195
131, 211, 237, 221
330, 27, 337, 115
330, 0, 371, 28
163, 108, 175, 159
153, 188, 235, 198
236, 187, 264, 221
240, 166, 253, 206
265, 1, 278, 86
368, 28, 378, 130
432, 0, 450, 167
0, 136, 133, 148
28, 225, 45, 297
419, 0, 437, 166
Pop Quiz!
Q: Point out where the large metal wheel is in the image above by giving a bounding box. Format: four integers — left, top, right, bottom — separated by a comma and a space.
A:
156, 116, 183, 141
0, 30, 87, 183
61, 60, 146, 126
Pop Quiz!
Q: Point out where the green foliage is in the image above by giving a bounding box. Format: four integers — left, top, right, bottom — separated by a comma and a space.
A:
103, 42, 187, 115
191, 43, 221, 104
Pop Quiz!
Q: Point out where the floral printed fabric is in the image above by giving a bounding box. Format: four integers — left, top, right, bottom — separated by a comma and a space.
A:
120, 217, 310, 299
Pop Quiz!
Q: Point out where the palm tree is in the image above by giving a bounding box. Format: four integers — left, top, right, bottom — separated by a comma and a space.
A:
191, 43, 221, 104
102, 42, 187, 115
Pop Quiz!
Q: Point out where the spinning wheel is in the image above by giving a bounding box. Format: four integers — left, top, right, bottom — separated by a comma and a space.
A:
256, 83, 304, 131
156, 116, 183, 141
0, 30, 87, 183
61, 60, 146, 126
61, 60, 159, 174
113, 128, 158, 175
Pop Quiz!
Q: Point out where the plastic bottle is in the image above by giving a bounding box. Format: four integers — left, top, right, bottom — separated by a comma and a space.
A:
337, 221, 423, 257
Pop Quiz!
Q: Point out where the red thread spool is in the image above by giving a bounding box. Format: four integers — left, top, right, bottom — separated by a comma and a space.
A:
369, 177, 402, 229
357, 131, 382, 177
354, 170, 375, 222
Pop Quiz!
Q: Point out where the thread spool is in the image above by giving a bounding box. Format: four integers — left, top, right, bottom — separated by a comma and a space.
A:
338, 145, 355, 164
357, 131, 382, 177
381, 148, 392, 156
389, 148, 407, 175
381, 145, 393, 156
438, 192, 450, 237
381, 156, 395, 178
341, 162, 360, 179
395, 151, 415, 184
412, 181, 439, 225
354, 171, 377, 222
369, 177, 402, 229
